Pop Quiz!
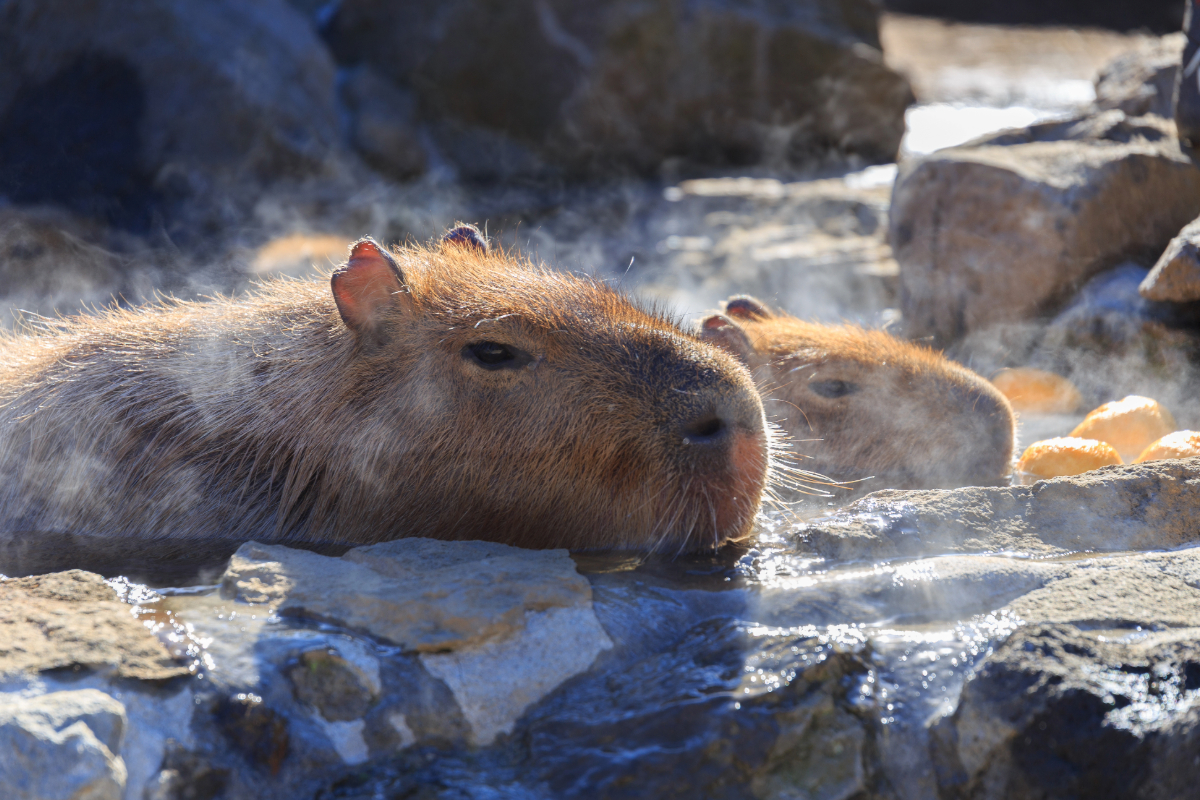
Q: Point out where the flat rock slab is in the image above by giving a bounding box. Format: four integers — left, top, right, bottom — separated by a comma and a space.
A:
220, 538, 613, 746
0, 570, 187, 681
221, 538, 598, 652
800, 457, 1200, 561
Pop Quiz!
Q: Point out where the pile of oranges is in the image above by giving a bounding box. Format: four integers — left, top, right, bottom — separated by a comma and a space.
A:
990, 368, 1200, 484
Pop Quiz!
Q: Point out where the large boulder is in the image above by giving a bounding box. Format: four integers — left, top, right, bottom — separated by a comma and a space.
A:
890, 112, 1200, 344
0, 0, 344, 229
324, 0, 913, 178
933, 624, 1200, 799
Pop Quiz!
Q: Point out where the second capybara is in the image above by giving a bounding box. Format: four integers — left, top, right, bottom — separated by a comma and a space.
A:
0, 227, 770, 565
698, 296, 1015, 489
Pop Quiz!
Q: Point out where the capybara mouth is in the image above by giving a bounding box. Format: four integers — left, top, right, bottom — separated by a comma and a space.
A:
659, 425, 769, 553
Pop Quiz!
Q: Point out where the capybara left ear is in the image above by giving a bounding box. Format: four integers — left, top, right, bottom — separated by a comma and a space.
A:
331, 238, 410, 347
441, 224, 488, 253
698, 314, 754, 365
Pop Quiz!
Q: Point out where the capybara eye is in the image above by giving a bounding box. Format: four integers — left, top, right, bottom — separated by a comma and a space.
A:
463, 341, 532, 371
809, 379, 859, 398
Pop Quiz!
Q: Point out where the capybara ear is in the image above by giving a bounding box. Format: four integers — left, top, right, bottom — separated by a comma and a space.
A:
698, 313, 754, 366
441, 223, 488, 253
723, 295, 771, 321
331, 238, 410, 346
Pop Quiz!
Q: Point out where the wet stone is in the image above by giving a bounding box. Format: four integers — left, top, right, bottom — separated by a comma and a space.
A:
288, 648, 378, 722
0, 570, 188, 681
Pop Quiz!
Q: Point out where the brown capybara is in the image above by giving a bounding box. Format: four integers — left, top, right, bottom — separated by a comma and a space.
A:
698, 296, 1015, 489
0, 227, 770, 569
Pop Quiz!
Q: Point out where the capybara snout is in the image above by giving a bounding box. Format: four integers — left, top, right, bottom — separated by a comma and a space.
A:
0, 227, 770, 559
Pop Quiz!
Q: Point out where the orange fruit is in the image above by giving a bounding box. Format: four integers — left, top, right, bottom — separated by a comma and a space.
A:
1016, 437, 1122, 484
1069, 396, 1177, 462
991, 367, 1082, 414
1134, 430, 1200, 463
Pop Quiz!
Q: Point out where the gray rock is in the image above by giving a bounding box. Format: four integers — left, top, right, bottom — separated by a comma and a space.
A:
289, 647, 380, 722
0, 689, 128, 800
221, 539, 613, 747
1141, 214, 1200, 302
933, 623, 1200, 800
324, 0, 913, 176
0, 570, 188, 681
890, 113, 1200, 344
0, 0, 343, 225
1094, 33, 1184, 119
221, 539, 596, 651
800, 457, 1200, 561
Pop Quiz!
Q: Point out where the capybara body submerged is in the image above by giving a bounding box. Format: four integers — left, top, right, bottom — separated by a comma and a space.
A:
0, 230, 769, 561
700, 296, 1014, 489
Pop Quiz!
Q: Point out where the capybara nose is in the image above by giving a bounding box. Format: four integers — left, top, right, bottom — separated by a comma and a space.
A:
672, 386, 765, 453
948, 381, 1016, 485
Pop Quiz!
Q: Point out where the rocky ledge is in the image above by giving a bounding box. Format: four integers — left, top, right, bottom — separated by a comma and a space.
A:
1, 459, 1198, 799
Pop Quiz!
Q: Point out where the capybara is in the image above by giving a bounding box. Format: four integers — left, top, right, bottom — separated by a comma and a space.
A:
0, 227, 770, 567
698, 296, 1015, 489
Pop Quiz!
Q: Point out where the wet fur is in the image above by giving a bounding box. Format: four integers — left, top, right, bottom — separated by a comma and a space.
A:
0, 243, 768, 557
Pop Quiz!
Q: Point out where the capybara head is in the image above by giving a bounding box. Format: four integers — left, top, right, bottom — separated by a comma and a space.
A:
324, 232, 771, 550
0, 227, 770, 555
698, 296, 1015, 489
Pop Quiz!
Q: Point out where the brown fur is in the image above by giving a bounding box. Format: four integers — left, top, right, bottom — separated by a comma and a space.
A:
699, 296, 1014, 489
0, 237, 769, 561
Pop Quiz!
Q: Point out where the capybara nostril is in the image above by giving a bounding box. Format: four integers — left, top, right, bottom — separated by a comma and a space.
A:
680, 414, 727, 446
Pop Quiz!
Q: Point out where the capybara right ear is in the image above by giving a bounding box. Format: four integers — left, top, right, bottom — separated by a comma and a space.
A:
331, 238, 410, 345
441, 224, 488, 253
723, 295, 771, 321
698, 314, 754, 365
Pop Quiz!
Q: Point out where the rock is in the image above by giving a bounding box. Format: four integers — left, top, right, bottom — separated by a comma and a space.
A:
324, 0, 913, 176
933, 623, 1200, 799
1141, 215, 1200, 302
890, 112, 1200, 344
221, 539, 597, 651
0, 689, 128, 800
0, 570, 188, 681
214, 693, 290, 775
288, 647, 379, 722
339, 66, 427, 180
420, 605, 614, 745
1094, 33, 1184, 119
1018, 264, 1200, 416
220, 539, 613, 747
0, 0, 343, 228
800, 457, 1200, 562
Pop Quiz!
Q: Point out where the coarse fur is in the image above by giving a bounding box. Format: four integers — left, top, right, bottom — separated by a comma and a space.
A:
0, 233, 770, 568
699, 296, 1015, 489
